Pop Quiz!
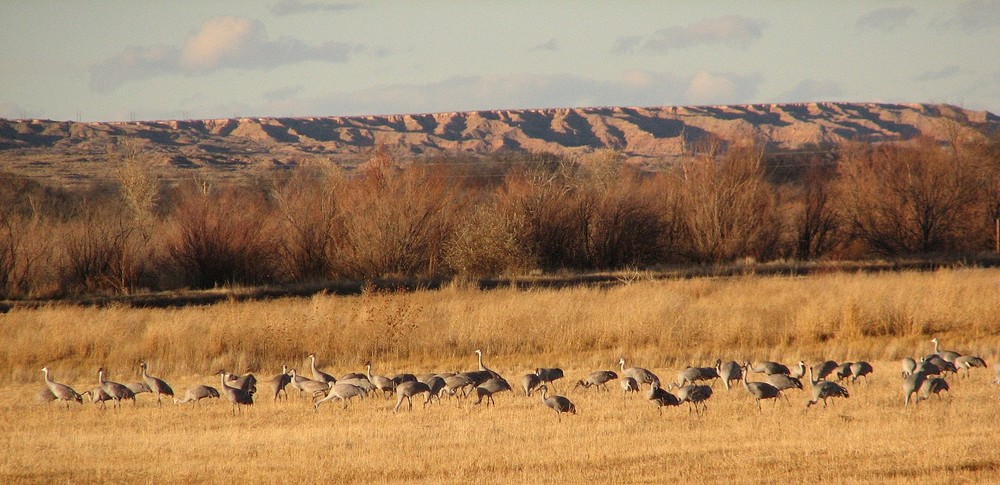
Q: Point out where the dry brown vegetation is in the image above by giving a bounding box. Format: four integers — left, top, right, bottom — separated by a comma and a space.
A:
2, 135, 1000, 301
2, 268, 1000, 483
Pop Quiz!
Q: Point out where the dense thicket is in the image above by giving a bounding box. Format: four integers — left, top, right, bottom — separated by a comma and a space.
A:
1, 135, 999, 299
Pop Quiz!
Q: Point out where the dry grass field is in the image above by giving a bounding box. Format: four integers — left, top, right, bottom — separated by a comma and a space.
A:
2, 267, 1000, 483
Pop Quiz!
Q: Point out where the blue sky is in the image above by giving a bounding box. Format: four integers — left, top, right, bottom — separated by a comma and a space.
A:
2, 1, 999, 122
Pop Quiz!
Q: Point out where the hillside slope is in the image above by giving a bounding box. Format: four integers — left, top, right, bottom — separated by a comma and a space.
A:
1, 102, 996, 183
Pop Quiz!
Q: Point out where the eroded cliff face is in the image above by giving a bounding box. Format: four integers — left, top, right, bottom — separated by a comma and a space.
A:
1, 102, 996, 182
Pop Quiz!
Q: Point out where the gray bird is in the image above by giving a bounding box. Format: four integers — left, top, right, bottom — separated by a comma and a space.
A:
673, 366, 719, 389
219, 370, 253, 414
41, 367, 82, 407
442, 374, 475, 399
174, 385, 220, 404
901, 357, 917, 377
954, 355, 987, 378
677, 384, 713, 414
36, 388, 58, 404
538, 384, 576, 421
789, 361, 807, 379
267, 365, 291, 402
573, 370, 618, 391
139, 362, 174, 406
620, 377, 640, 395
474, 377, 511, 407
833, 362, 854, 383
314, 383, 366, 411
741, 364, 781, 411
646, 380, 680, 414
765, 374, 803, 391
717, 360, 743, 391
520, 373, 542, 396
366, 362, 395, 398
619, 358, 659, 389
393, 380, 432, 413
918, 377, 950, 401
288, 369, 331, 399
98, 367, 135, 409
850, 361, 874, 383
903, 372, 927, 407
535, 368, 565, 390
751, 361, 790, 376
308, 354, 336, 384
930, 337, 961, 363
805, 367, 849, 408
125, 381, 152, 395
82, 387, 113, 408
812, 360, 839, 381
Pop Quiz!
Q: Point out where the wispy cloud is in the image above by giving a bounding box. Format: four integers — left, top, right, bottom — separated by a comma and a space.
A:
90, 16, 363, 93
942, 0, 1000, 31
260, 70, 762, 117
269, 0, 358, 17
914, 65, 961, 82
856, 6, 916, 32
614, 15, 766, 54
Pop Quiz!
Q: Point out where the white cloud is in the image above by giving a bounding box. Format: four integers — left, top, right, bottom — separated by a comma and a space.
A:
948, 0, 1000, 31
856, 6, 916, 32
615, 16, 766, 54
683, 71, 761, 105
90, 16, 363, 93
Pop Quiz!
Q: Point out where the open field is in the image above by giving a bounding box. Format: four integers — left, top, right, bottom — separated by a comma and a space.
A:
2, 268, 1000, 483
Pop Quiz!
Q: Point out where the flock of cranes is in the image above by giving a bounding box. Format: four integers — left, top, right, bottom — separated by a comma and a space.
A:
36, 338, 994, 418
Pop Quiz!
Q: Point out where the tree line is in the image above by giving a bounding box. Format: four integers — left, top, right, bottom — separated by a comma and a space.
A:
1, 135, 999, 299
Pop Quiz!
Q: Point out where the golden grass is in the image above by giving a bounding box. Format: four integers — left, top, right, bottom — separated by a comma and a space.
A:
2, 268, 1000, 483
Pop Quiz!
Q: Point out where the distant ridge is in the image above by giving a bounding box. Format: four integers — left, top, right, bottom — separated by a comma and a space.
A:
1, 102, 996, 183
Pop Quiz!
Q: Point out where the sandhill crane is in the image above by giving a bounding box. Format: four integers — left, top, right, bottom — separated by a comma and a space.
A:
268, 365, 291, 402
366, 362, 395, 398
426, 376, 446, 401
834, 362, 854, 383
82, 388, 112, 408
474, 377, 511, 407
36, 388, 58, 404
925, 356, 956, 376
765, 374, 803, 392
341, 370, 368, 382
901, 357, 917, 377
338, 377, 373, 396
805, 367, 849, 409
914, 359, 942, 377
673, 366, 719, 389
40, 367, 82, 408
308, 354, 336, 384
538, 384, 576, 421
918, 377, 950, 401
751, 361, 790, 376
227, 372, 257, 395
930, 337, 961, 363
535, 368, 565, 390
219, 370, 253, 414
139, 362, 174, 406
620, 377, 639, 395
443, 374, 475, 399
174, 385, 220, 404
314, 383, 365, 411
812, 360, 838, 381
717, 360, 743, 391
520, 373, 541, 396
741, 364, 781, 411
573, 370, 618, 391
98, 367, 135, 408
646, 381, 680, 414
126, 381, 152, 395
677, 384, 713, 414
850, 361, 874, 383
393, 381, 432, 413
463, 349, 501, 386
790, 361, 807, 379
954, 355, 987, 378
288, 369, 331, 399
392, 373, 418, 388
619, 358, 659, 389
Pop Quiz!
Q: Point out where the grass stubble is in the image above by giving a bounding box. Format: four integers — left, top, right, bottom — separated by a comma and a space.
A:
1, 268, 999, 484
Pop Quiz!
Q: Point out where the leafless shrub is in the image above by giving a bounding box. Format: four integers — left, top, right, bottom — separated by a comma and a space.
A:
270, 162, 345, 281
165, 182, 279, 289
445, 202, 533, 278
57, 205, 145, 295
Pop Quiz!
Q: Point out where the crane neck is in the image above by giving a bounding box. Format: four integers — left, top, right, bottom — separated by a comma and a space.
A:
366, 363, 372, 379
